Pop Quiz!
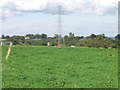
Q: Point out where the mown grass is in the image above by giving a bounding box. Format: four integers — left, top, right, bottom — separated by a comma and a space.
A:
2, 45, 118, 88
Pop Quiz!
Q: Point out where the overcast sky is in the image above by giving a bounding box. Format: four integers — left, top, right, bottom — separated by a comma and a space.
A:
0, 0, 119, 37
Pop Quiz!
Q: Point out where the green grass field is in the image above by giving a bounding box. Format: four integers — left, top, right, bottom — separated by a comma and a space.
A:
2, 45, 118, 88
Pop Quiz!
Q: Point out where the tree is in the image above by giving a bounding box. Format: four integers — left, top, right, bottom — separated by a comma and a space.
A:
6, 35, 10, 39
88, 34, 97, 39
35, 34, 41, 39
115, 34, 120, 39
53, 34, 59, 39
76, 34, 114, 48
2, 35, 5, 39
41, 33, 47, 39
69, 32, 74, 38
25, 34, 34, 39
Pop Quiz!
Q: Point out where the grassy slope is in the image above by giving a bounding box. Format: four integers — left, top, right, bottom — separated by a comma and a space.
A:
2, 45, 118, 88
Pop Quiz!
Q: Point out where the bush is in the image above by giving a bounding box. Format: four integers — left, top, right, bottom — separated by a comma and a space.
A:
76, 35, 115, 48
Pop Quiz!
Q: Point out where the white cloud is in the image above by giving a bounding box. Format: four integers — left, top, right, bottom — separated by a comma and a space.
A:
91, 0, 118, 15
0, 0, 118, 17
15, 0, 48, 10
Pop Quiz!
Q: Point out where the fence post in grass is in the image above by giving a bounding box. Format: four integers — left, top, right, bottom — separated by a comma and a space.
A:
5, 42, 13, 62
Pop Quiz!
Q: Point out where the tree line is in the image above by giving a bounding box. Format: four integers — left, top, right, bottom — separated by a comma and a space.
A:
1, 33, 120, 48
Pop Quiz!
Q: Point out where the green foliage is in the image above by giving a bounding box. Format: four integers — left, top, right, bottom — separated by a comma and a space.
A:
24, 39, 48, 46
86, 34, 97, 39
41, 33, 47, 39
113, 39, 120, 48
76, 34, 116, 48
1, 33, 119, 48
69, 32, 74, 38
2, 46, 118, 88
64, 35, 82, 46
115, 34, 120, 39
2, 35, 5, 39
26, 34, 35, 39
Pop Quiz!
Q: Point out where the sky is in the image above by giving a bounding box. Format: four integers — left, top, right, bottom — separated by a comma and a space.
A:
0, 0, 119, 37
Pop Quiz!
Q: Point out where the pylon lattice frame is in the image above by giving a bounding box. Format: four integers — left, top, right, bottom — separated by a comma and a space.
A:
57, 5, 65, 46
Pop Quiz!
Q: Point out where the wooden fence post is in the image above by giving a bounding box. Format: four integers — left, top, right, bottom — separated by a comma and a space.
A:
5, 42, 13, 62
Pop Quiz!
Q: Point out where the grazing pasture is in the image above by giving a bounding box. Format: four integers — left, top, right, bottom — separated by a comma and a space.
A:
2, 45, 118, 88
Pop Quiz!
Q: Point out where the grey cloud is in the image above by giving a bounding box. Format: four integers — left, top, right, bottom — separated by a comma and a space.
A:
0, 1, 118, 18
104, 7, 117, 15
